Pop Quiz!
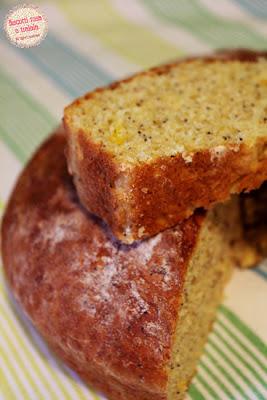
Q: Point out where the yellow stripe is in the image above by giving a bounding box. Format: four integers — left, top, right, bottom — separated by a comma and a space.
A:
57, 0, 182, 68
91, 389, 102, 400
0, 314, 45, 399
0, 287, 92, 399
0, 340, 31, 399
0, 300, 60, 399
1, 241, 101, 400
0, 356, 19, 400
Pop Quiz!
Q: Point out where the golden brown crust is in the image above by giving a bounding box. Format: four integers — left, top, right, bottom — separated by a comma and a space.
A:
1, 133, 205, 400
65, 127, 125, 235
128, 138, 267, 240
64, 49, 267, 243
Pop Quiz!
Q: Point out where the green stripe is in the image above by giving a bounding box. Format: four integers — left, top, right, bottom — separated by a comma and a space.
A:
204, 349, 250, 399
57, 0, 182, 68
220, 306, 267, 357
195, 373, 221, 399
217, 318, 267, 375
0, 67, 56, 162
208, 338, 265, 399
0, 123, 25, 162
143, 0, 267, 49
188, 383, 206, 400
199, 359, 235, 399
214, 328, 267, 390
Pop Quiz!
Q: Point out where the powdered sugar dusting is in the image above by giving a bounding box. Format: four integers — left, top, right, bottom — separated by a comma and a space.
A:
74, 223, 184, 345
142, 322, 166, 340
78, 293, 97, 317
82, 255, 117, 302
130, 282, 149, 314
34, 212, 85, 251
133, 233, 162, 264
78, 246, 151, 318
49, 224, 66, 244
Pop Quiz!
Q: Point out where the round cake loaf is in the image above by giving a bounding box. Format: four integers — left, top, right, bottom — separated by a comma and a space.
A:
1, 132, 238, 400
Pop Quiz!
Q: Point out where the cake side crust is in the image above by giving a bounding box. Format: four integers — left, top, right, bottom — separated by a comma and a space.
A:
65, 124, 130, 240
128, 137, 267, 241
2, 132, 205, 400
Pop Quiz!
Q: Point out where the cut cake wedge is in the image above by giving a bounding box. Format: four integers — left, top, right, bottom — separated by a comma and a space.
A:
64, 49, 267, 243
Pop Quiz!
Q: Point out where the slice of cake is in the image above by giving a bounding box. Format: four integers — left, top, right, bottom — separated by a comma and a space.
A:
2, 132, 241, 400
64, 49, 267, 243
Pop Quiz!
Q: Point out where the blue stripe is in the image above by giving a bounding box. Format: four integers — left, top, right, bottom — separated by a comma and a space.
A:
143, 0, 267, 49
254, 267, 267, 280
233, 0, 267, 19
0, 31, 112, 99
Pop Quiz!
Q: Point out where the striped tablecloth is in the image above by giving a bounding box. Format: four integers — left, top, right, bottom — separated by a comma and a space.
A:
1, 1, 267, 399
